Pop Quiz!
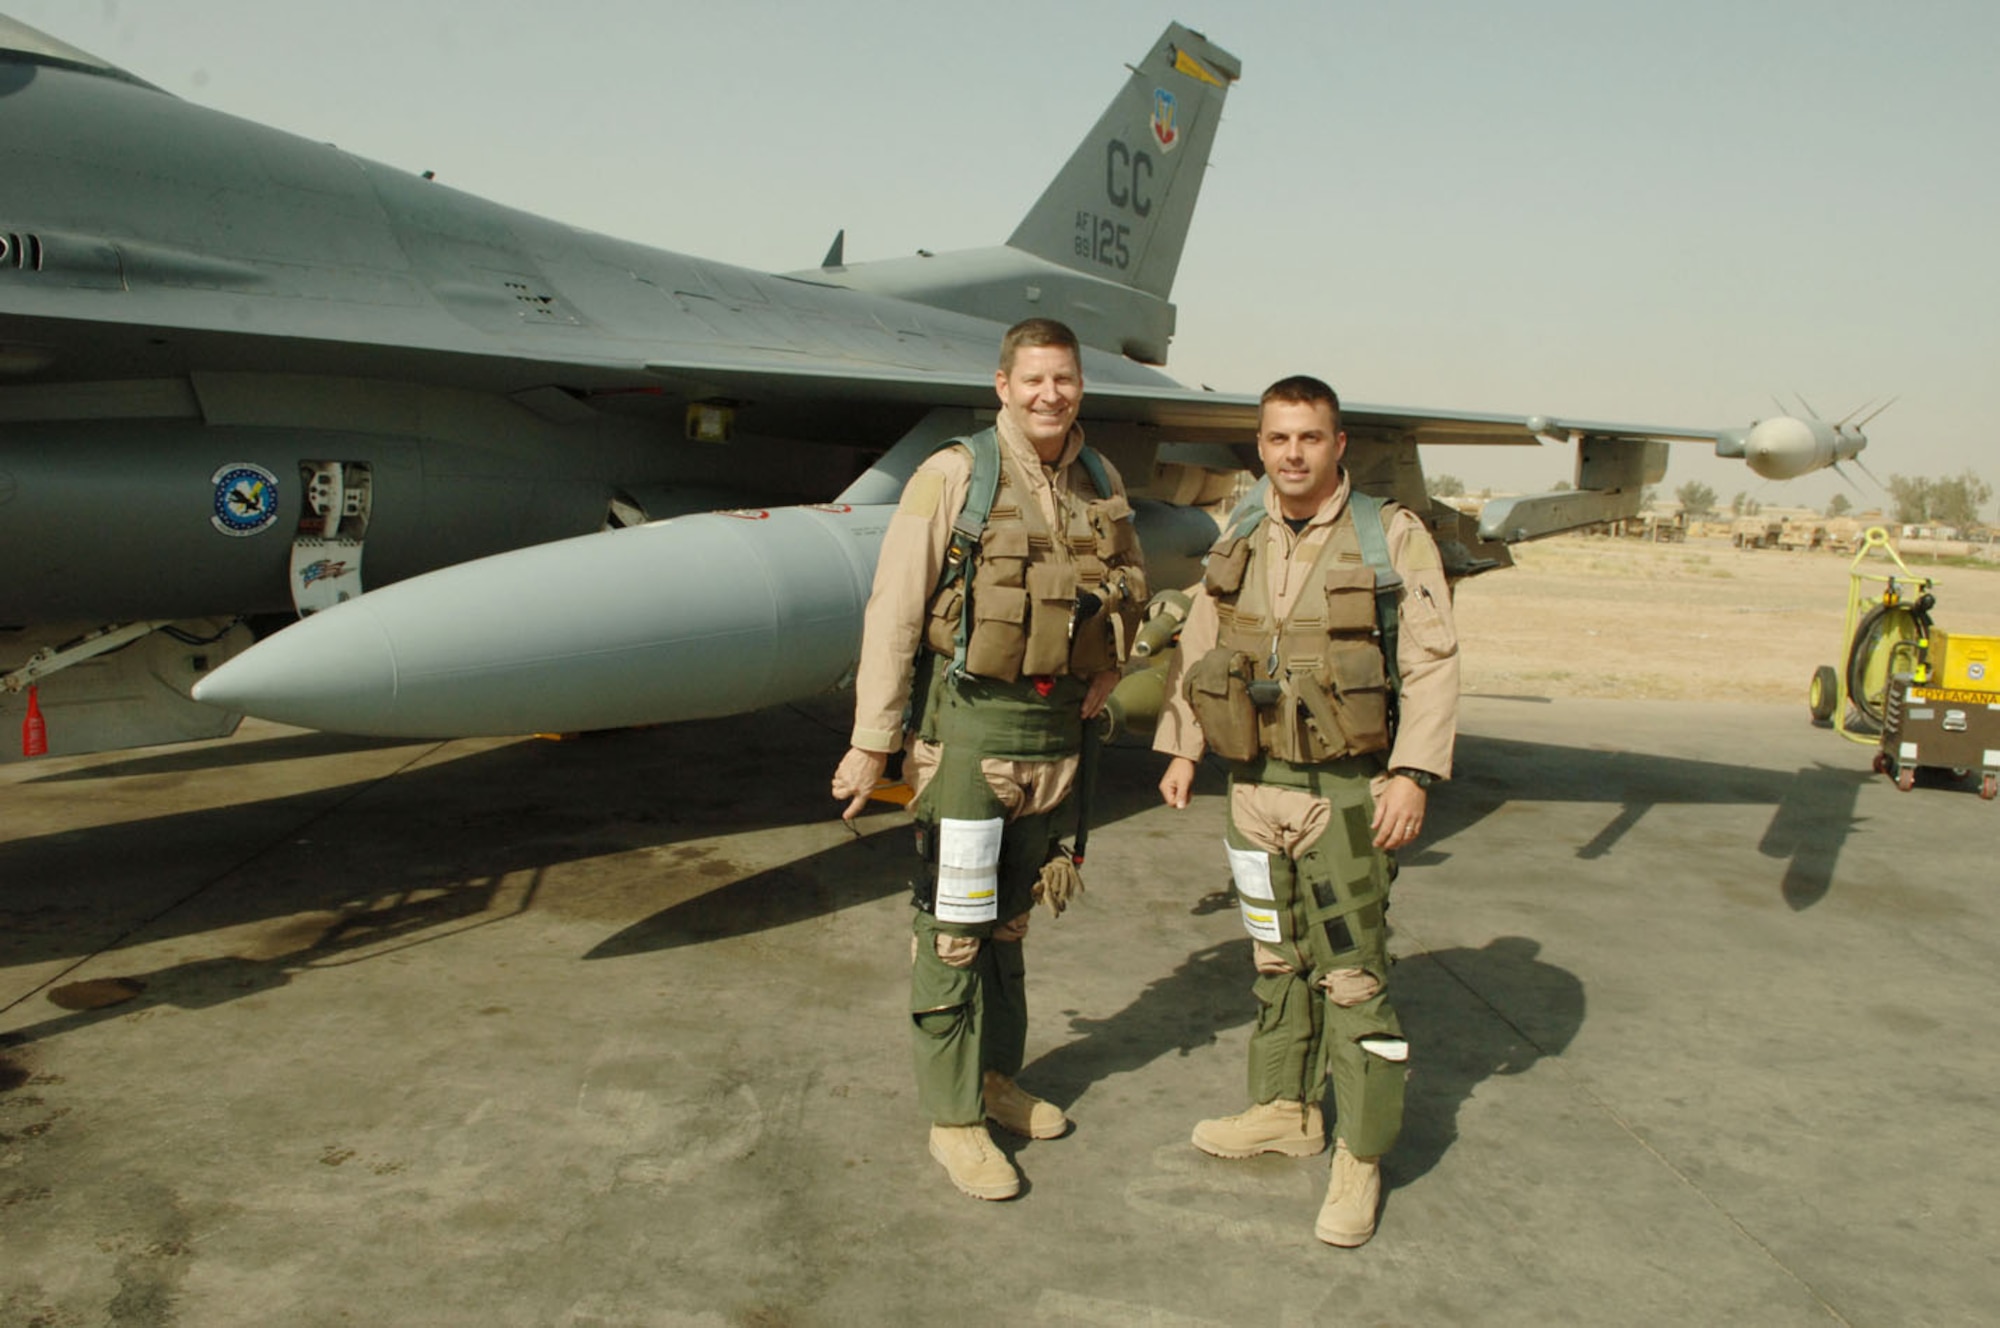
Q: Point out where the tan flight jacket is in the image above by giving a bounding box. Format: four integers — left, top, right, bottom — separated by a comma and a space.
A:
1154, 469, 1460, 781
850, 414, 1131, 755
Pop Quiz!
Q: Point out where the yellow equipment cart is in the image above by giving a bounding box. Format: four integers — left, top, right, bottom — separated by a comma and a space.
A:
1808, 527, 1999, 800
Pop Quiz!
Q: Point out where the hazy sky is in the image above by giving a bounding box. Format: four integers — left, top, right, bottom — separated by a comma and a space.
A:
18, 0, 1998, 513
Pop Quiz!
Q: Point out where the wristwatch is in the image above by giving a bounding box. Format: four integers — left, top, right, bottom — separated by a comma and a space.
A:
1388, 767, 1436, 790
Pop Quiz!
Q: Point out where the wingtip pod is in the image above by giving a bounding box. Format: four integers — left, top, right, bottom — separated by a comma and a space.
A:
194, 505, 895, 738
1739, 415, 1869, 481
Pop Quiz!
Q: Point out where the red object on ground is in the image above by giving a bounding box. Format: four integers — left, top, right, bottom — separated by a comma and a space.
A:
22, 684, 47, 757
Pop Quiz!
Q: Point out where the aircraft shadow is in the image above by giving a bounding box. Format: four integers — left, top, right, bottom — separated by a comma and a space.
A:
1, 868, 541, 1058
583, 828, 909, 959
14, 728, 427, 783
1415, 734, 1873, 913
1, 703, 1876, 1008
583, 739, 1176, 959
0, 711, 858, 974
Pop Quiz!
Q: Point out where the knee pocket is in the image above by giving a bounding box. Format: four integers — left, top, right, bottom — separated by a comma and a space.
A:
912, 940, 979, 1014
1320, 966, 1382, 1007
934, 934, 982, 969
912, 1005, 968, 1040
1251, 971, 1318, 1032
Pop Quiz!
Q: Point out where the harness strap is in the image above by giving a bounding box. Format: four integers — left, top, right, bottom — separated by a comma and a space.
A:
1212, 484, 1404, 699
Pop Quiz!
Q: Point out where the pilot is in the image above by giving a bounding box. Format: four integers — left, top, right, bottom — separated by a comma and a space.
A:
1154, 373, 1459, 1246
831, 317, 1147, 1200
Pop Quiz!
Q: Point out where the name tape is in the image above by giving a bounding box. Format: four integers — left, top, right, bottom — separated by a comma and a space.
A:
1911, 688, 2000, 706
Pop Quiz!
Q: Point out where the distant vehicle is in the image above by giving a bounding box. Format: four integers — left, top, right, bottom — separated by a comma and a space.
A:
1823, 517, 1869, 554
1731, 516, 1785, 549
1777, 517, 1827, 551
1610, 513, 1685, 542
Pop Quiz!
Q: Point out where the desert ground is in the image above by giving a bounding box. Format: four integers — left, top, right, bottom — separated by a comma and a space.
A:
1452, 532, 2000, 705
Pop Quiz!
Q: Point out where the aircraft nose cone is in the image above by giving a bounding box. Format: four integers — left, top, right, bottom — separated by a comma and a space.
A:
194, 604, 403, 732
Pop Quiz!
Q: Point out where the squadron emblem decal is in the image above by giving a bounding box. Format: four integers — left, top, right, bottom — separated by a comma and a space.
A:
211, 463, 280, 537
1151, 88, 1178, 151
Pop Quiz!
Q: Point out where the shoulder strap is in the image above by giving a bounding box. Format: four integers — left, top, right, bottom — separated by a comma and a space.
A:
1220, 476, 1270, 545
920, 428, 1002, 680
1076, 445, 1114, 502
937, 428, 1002, 560
1346, 492, 1404, 693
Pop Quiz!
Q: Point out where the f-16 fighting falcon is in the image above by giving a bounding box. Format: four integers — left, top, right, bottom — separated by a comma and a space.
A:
0, 16, 1865, 758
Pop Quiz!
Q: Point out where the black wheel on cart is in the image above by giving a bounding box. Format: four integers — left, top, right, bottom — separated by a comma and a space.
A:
1872, 751, 1892, 775
1808, 665, 1838, 725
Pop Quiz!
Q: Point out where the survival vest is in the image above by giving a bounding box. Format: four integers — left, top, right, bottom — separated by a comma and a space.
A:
920, 427, 1148, 685
1184, 488, 1404, 766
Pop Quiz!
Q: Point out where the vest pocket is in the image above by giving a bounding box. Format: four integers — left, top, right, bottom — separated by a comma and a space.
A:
1323, 564, 1379, 632
1203, 536, 1251, 595
1090, 496, 1139, 557
1324, 646, 1390, 752
1023, 561, 1077, 677
924, 583, 964, 657
1186, 648, 1263, 763
965, 584, 1028, 680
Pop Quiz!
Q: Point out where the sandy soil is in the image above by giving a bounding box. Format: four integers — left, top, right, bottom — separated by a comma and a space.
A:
1451, 534, 2000, 705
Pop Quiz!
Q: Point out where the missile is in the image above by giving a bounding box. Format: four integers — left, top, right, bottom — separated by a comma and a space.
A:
1130, 588, 1193, 659
1097, 662, 1169, 743
194, 496, 1224, 740
194, 504, 894, 737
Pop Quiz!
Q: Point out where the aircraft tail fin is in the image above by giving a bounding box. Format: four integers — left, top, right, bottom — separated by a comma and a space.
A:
807, 25, 1239, 366
1006, 24, 1240, 304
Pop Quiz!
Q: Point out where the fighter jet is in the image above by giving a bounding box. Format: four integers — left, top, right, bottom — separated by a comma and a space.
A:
0, 16, 1862, 755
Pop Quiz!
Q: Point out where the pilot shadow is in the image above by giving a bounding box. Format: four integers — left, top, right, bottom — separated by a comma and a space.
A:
1391, 935, 1585, 1187
1023, 937, 1257, 1109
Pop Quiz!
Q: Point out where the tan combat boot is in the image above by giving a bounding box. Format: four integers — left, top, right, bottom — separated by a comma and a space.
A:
928, 1123, 1021, 1201
1314, 1138, 1382, 1247
983, 1070, 1070, 1140
1190, 1099, 1326, 1158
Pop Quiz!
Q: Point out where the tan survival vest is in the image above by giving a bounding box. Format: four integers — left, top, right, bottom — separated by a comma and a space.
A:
1185, 500, 1401, 766
921, 429, 1148, 684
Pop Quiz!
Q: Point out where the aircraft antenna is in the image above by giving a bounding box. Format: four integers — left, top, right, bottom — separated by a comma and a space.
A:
1795, 392, 1825, 420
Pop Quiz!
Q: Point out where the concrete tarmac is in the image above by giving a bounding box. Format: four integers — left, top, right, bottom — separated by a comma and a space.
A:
2, 695, 1994, 1326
